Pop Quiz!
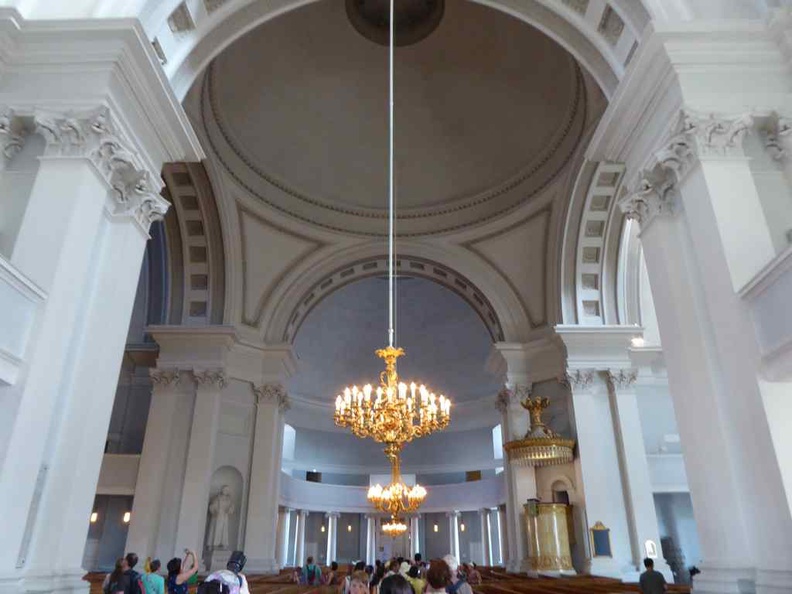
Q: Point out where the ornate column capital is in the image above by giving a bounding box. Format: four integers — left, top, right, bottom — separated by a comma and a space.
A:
325, 511, 341, 519
193, 369, 227, 389
0, 105, 169, 230
149, 368, 181, 387
563, 369, 595, 392
446, 510, 461, 518
620, 110, 754, 228
298, 509, 310, 517
253, 382, 290, 411
760, 112, 792, 160
495, 384, 531, 413
606, 368, 638, 391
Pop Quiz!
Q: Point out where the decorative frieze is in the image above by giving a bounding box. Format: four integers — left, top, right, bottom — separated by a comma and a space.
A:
149, 368, 181, 387
193, 369, 227, 389
1, 105, 168, 230
606, 368, 638, 390
254, 382, 290, 411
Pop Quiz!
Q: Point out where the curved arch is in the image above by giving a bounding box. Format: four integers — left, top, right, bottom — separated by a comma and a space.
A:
159, 0, 642, 101
260, 241, 532, 345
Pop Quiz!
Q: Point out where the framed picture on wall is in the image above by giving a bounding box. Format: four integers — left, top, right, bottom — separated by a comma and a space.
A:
589, 521, 612, 557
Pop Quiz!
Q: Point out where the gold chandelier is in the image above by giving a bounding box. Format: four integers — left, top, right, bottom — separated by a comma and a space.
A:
503, 396, 575, 466
332, 0, 451, 533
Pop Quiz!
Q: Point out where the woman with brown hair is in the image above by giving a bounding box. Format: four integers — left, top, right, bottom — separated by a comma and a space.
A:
425, 560, 451, 594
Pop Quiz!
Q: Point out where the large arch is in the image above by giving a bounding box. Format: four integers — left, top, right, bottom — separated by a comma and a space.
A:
260, 241, 533, 345
148, 0, 649, 101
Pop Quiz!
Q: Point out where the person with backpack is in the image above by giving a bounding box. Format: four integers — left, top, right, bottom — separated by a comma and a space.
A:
200, 550, 250, 594
166, 549, 199, 594
441, 556, 472, 594
122, 553, 147, 594
301, 556, 322, 586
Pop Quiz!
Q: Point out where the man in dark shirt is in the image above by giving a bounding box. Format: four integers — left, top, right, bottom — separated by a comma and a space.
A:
121, 553, 144, 594
639, 558, 667, 594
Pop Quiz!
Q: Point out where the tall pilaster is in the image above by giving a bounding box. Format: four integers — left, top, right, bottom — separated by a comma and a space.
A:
326, 512, 340, 564
365, 515, 377, 565
245, 381, 291, 572
294, 510, 308, 568
479, 509, 492, 566
617, 110, 792, 593
605, 368, 669, 578
409, 515, 420, 560
126, 369, 185, 559
497, 506, 507, 566
175, 369, 227, 555
276, 508, 292, 569
447, 511, 461, 560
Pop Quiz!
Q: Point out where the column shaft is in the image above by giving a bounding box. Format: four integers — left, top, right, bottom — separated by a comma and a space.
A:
294, 511, 307, 567
366, 516, 377, 565
174, 372, 224, 554
276, 509, 292, 569
244, 387, 286, 572
479, 510, 491, 565
409, 516, 420, 560
448, 512, 460, 560
326, 513, 339, 563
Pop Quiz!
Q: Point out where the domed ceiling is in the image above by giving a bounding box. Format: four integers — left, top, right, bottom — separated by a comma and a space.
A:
201, 0, 589, 236
286, 276, 502, 430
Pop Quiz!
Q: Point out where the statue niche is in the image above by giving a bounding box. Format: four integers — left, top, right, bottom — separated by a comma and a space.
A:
207, 485, 236, 549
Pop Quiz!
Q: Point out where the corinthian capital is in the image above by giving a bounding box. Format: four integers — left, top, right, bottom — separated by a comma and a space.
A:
495, 384, 531, 413
620, 164, 678, 227
193, 369, 227, 389
254, 382, 290, 411
760, 112, 792, 161
606, 368, 638, 391
150, 368, 181, 387
33, 106, 168, 230
564, 369, 595, 392
0, 108, 25, 168
681, 111, 753, 158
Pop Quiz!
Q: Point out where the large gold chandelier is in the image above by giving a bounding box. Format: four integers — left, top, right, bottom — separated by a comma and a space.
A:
332, 0, 451, 535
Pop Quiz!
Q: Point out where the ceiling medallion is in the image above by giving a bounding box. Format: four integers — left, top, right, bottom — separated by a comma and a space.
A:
346, 0, 444, 47
333, 0, 451, 536
503, 396, 575, 466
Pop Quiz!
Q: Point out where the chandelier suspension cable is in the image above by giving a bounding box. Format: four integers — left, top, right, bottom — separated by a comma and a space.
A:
387, 0, 395, 348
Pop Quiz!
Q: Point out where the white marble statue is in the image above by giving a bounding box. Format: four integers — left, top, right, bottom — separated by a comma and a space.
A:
207, 485, 235, 549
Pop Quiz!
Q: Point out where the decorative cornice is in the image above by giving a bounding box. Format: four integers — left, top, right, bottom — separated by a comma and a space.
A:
1, 105, 168, 231
606, 368, 638, 391
193, 369, 227, 389
149, 368, 181, 387
564, 369, 595, 391
254, 382, 290, 411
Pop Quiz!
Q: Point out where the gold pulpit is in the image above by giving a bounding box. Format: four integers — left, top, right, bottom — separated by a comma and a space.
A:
524, 501, 575, 573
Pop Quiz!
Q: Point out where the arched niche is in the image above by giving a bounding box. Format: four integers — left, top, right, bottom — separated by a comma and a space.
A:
205, 465, 245, 553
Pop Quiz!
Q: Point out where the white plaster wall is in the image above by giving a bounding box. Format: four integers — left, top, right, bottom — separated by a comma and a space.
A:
96, 455, 140, 495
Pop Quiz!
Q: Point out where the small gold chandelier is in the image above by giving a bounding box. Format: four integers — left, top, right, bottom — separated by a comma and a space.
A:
504, 396, 575, 466
365, 444, 428, 535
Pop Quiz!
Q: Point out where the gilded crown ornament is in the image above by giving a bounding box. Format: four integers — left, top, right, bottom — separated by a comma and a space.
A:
503, 395, 575, 467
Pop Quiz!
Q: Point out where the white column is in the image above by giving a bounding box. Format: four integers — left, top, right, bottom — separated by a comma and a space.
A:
326, 512, 340, 564
564, 368, 633, 579
477, 509, 491, 566
175, 370, 226, 555
447, 512, 460, 560
276, 508, 292, 569
365, 515, 377, 565
619, 112, 792, 593
497, 506, 507, 566
0, 109, 170, 591
409, 515, 420, 560
606, 369, 671, 579
294, 510, 308, 568
245, 383, 290, 572
126, 369, 184, 558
